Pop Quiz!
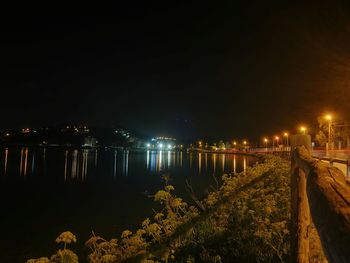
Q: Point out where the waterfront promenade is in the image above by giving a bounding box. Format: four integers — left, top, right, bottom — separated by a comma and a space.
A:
189, 147, 350, 177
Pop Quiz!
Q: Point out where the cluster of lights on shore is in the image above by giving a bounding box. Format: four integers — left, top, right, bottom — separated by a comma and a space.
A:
230, 140, 247, 146
146, 143, 173, 149
261, 129, 309, 147
145, 137, 177, 150
260, 113, 333, 147
233, 113, 333, 148
262, 132, 289, 148
230, 131, 291, 148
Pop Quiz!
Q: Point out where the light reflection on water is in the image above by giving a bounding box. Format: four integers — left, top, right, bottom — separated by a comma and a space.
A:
244, 156, 247, 174
64, 150, 68, 180
31, 150, 35, 174
0, 147, 255, 181
4, 148, 8, 175
221, 154, 225, 172
213, 153, 216, 173
198, 152, 201, 174
19, 148, 29, 177
233, 155, 236, 174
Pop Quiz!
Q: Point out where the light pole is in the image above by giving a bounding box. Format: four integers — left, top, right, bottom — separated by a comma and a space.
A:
326, 115, 332, 150
300, 126, 307, 135
243, 140, 247, 151
284, 132, 289, 150
264, 138, 268, 151
275, 136, 279, 151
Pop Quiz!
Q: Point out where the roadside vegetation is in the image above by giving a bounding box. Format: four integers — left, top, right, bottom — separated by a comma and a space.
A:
27, 154, 291, 263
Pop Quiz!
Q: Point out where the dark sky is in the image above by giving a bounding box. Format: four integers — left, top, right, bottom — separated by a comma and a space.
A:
2, 1, 350, 140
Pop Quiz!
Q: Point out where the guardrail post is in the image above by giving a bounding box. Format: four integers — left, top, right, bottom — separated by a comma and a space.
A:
290, 135, 311, 263
290, 135, 311, 153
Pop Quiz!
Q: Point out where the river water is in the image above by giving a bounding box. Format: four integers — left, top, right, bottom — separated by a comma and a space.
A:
0, 146, 256, 262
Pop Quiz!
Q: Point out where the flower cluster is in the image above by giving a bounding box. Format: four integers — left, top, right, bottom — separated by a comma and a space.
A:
27, 231, 78, 263
55, 231, 77, 245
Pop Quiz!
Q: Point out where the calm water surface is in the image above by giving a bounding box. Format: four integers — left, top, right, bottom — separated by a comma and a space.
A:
0, 146, 256, 262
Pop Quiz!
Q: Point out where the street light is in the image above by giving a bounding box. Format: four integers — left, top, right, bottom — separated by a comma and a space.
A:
300, 126, 307, 135
264, 138, 268, 150
233, 141, 237, 150
275, 136, 280, 147
272, 136, 279, 151
283, 132, 289, 149
325, 114, 332, 150
243, 140, 247, 150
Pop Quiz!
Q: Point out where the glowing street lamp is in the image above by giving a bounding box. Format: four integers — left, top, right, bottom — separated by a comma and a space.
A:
233, 141, 237, 150
300, 126, 307, 135
263, 138, 268, 151
283, 132, 289, 147
325, 114, 332, 150
275, 136, 280, 147
272, 136, 279, 151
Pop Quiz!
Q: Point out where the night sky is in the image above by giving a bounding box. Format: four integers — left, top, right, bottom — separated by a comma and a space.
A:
2, 1, 350, 140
